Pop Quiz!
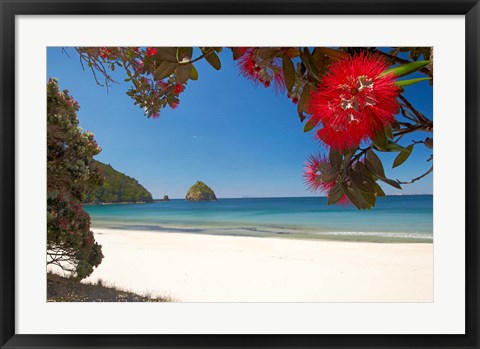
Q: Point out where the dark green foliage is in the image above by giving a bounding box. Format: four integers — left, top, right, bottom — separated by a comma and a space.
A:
47, 78, 103, 280
85, 161, 153, 204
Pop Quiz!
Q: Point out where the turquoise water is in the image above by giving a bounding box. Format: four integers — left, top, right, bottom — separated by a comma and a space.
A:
85, 195, 433, 243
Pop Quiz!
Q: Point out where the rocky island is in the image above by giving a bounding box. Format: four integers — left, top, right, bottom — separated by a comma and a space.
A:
185, 181, 217, 202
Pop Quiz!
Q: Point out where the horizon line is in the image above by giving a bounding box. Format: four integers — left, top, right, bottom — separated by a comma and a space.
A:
154, 194, 434, 200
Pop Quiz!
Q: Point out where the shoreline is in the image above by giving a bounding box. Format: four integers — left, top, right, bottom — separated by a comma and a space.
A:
82, 228, 434, 302
90, 223, 433, 244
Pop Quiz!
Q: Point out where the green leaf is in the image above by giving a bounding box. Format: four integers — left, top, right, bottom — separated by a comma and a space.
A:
350, 167, 375, 194
282, 55, 295, 93
204, 51, 221, 70
156, 47, 178, 63
304, 116, 319, 133
175, 64, 191, 84
317, 161, 333, 174
380, 60, 430, 78
393, 144, 414, 168
321, 169, 339, 184
328, 182, 344, 205
379, 177, 402, 190
341, 183, 368, 210
176, 47, 193, 63
317, 47, 345, 60
154, 61, 178, 81
329, 149, 342, 170
355, 161, 373, 180
373, 129, 388, 150
387, 141, 407, 152
189, 65, 199, 80
231, 47, 244, 61
366, 150, 385, 178
385, 126, 393, 140
373, 182, 386, 197
300, 49, 321, 82
396, 77, 432, 88
297, 84, 312, 121
360, 190, 376, 207
257, 48, 276, 59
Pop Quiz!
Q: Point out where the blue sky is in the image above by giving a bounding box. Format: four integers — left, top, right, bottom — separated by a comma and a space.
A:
47, 48, 433, 199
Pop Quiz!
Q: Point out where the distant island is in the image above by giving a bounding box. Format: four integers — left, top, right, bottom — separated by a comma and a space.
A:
153, 195, 170, 202
85, 160, 153, 204
186, 181, 217, 201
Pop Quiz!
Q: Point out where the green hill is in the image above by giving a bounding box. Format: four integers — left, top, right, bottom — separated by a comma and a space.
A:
85, 160, 153, 204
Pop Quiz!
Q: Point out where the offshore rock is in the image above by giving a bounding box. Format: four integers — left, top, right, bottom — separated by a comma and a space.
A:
185, 181, 217, 202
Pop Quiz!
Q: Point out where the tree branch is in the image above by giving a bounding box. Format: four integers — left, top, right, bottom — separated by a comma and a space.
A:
398, 165, 433, 184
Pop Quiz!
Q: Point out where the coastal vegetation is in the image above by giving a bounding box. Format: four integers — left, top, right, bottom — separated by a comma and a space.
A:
47, 273, 171, 302
186, 181, 217, 201
47, 78, 103, 280
85, 160, 153, 204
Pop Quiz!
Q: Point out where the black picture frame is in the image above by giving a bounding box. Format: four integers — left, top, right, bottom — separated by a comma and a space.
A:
1, 0, 479, 348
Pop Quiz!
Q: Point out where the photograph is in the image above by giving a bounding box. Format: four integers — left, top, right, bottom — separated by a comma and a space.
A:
46, 46, 434, 303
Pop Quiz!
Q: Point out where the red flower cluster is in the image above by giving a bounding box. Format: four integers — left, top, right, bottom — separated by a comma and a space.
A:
98, 47, 112, 59
236, 47, 285, 92
304, 154, 349, 205
146, 47, 157, 56
174, 83, 184, 95
307, 53, 400, 151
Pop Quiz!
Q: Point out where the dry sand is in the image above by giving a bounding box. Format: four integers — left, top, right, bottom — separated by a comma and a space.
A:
81, 228, 433, 302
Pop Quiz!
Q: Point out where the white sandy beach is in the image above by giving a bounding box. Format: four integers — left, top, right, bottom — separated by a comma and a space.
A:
80, 228, 433, 302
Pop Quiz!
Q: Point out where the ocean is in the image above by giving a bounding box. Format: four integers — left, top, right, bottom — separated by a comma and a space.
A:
84, 195, 433, 243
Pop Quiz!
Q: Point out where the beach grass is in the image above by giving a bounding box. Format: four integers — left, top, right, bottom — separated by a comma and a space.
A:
47, 272, 173, 302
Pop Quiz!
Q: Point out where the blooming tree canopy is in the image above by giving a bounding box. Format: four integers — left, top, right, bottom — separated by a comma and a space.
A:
47, 78, 104, 279
74, 46, 433, 210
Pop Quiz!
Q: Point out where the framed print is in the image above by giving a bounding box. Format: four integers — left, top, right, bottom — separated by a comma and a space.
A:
1, 0, 479, 348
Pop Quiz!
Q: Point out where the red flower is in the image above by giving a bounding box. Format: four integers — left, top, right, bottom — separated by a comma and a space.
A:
304, 154, 349, 205
171, 101, 179, 109
99, 47, 112, 59
288, 93, 299, 104
236, 47, 285, 92
307, 52, 400, 151
174, 83, 184, 94
146, 47, 157, 56
237, 48, 260, 80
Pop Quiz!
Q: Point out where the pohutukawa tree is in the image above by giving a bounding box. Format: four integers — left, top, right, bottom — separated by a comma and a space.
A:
74, 46, 433, 209
47, 78, 104, 279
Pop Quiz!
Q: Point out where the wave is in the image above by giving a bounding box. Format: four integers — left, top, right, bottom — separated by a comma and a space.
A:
314, 231, 433, 239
